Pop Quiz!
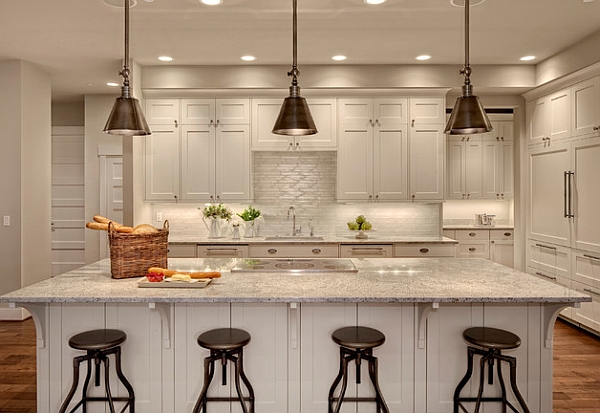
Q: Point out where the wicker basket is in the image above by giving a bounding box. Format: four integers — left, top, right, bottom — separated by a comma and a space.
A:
108, 220, 169, 279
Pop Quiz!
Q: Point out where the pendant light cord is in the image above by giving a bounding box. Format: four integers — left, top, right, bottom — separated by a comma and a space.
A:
461, 0, 472, 96
120, 0, 131, 98
288, 0, 300, 96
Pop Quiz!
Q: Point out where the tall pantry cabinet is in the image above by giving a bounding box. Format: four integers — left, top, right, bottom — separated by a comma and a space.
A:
526, 74, 600, 334
144, 99, 251, 202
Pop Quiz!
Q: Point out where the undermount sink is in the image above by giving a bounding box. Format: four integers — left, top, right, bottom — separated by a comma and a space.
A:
264, 236, 325, 241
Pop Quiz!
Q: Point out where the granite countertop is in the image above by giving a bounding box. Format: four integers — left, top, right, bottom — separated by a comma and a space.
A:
170, 235, 459, 244
443, 225, 514, 230
1, 258, 590, 305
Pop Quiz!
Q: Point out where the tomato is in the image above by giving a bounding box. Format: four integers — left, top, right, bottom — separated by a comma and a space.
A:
146, 271, 164, 282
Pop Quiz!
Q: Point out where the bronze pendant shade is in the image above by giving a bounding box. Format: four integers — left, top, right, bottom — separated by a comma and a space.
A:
103, 0, 151, 136
272, 0, 317, 136
444, 0, 492, 135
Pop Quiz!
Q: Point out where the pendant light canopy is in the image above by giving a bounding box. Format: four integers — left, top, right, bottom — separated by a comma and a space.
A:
444, 0, 492, 135
103, 0, 151, 136
272, 0, 317, 136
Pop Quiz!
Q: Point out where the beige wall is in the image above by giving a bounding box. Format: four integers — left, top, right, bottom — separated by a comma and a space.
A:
0, 60, 51, 296
52, 102, 84, 126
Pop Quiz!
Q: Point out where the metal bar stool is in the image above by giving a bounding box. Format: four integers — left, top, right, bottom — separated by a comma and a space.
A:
454, 327, 530, 413
193, 328, 255, 413
328, 326, 390, 413
59, 329, 135, 413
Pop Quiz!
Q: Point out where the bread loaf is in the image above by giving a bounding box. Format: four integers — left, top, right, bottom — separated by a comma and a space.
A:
148, 267, 221, 279
133, 224, 159, 234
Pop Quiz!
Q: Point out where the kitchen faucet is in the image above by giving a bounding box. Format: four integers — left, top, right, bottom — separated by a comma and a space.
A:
287, 206, 301, 236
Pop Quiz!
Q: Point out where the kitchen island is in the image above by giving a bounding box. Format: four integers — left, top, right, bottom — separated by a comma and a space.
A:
1, 258, 590, 413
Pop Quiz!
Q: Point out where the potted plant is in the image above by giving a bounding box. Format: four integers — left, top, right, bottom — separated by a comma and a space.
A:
237, 205, 262, 238
201, 204, 232, 238
347, 215, 373, 239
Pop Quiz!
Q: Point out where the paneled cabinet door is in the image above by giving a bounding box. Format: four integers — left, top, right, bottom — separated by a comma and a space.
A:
215, 124, 251, 201
374, 122, 408, 200
145, 124, 179, 201
145, 99, 180, 125
181, 99, 249, 125
409, 123, 445, 200
526, 89, 571, 145
409, 97, 445, 125
180, 125, 215, 200
528, 142, 571, 247
571, 77, 600, 138
571, 137, 600, 253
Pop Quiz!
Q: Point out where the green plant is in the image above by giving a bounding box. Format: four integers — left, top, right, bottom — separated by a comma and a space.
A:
202, 204, 232, 220
237, 205, 261, 222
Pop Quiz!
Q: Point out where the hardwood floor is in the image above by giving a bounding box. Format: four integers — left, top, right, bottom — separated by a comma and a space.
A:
0, 318, 599, 412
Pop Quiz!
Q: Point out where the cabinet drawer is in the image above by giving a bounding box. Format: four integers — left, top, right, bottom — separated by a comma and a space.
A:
249, 244, 338, 258
527, 265, 570, 288
571, 280, 600, 334
394, 243, 455, 257
340, 245, 393, 258
527, 240, 571, 278
197, 245, 249, 258
455, 229, 490, 241
572, 251, 600, 291
456, 241, 489, 259
490, 229, 514, 240
167, 243, 196, 258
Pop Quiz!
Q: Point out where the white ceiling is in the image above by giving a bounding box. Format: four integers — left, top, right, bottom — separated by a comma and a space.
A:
1, 0, 600, 103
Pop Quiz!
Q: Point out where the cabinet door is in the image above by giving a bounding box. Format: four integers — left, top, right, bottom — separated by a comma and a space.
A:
527, 240, 571, 283
215, 124, 251, 201
374, 98, 408, 124
490, 239, 514, 268
374, 122, 408, 200
446, 137, 465, 199
180, 99, 214, 125
216, 99, 250, 125
572, 137, 600, 253
464, 136, 483, 199
337, 121, 373, 201
571, 77, 600, 138
495, 139, 514, 199
168, 243, 197, 258
251, 99, 293, 150
231, 303, 289, 413
180, 125, 215, 201
408, 124, 445, 200
570, 280, 600, 333
409, 97, 445, 125
481, 137, 498, 199
549, 88, 572, 141
528, 143, 571, 247
145, 124, 179, 201
295, 98, 337, 149
145, 99, 179, 125
526, 97, 549, 145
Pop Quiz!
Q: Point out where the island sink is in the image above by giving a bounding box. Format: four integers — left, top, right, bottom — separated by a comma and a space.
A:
231, 258, 357, 273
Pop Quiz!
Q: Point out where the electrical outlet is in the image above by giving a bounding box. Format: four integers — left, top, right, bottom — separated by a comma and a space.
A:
3, 216, 10, 227
156, 212, 163, 222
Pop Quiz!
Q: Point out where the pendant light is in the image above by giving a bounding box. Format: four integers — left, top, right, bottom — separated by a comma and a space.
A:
103, 0, 151, 136
444, 0, 492, 135
272, 0, 317, 136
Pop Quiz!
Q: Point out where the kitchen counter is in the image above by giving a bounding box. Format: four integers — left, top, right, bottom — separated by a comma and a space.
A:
2, 258, 589, 413
443, 224, 514, 230
168, 234, 458, 244
0, 258, 587, 304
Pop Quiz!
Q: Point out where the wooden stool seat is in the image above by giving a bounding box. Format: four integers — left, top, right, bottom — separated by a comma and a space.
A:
463, 327, 521, 350
197, 328, 251, 351
331, 326, 386, 350
68, 329, 127, 351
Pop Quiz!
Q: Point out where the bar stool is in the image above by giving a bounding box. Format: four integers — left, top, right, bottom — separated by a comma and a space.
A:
328, 326, 389, 413
59, 329, 135, 413
193, 328, 255, 413
453, 327, 530, 413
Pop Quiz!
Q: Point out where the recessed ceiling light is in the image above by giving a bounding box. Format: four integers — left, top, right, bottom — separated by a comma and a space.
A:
520, 55, 536, 61
158, 56, 173, 62
364, 0, 387, 4
200, 0, 222, 5
416, 55, 431, 61
241, 55, 256, 61
106, 82, 120, 87
332, 55, 347, 61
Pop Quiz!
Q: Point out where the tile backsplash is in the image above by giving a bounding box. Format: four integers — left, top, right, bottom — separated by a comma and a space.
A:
150, 151, 442, 238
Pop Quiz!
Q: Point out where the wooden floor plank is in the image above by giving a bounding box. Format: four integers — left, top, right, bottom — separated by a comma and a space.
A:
0, 317, 599, 412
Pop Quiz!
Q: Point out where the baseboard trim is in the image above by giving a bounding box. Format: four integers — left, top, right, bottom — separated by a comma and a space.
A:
0, 306, 31, 321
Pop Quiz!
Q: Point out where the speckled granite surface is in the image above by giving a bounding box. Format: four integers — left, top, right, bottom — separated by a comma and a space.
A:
1, 258, 590, 305
170, 235, 458, 244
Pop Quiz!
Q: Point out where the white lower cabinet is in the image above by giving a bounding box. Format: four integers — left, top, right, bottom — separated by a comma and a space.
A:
489, 229, 515, 268
455, 230, 490, 259
249, 243, 339, 258
394, 243, 456, 257
339, 244, 393, 258
167, 243, 197, 258
570, 251, 600, 332
197, 244, 249, 258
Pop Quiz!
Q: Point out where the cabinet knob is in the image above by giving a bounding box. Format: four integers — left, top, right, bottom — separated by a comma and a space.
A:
312, 249, 322, 254
504, 232, 512, 237
267, 248, 277, 254
174, 120, 178, 128
593, 126, 599, 131
419, 248, 429, 253
469, 232, 476, 237
468, 247, 476, 252
411, 119, 415, 127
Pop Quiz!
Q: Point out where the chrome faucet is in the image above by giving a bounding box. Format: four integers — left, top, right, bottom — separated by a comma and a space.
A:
287, 206, 301, 236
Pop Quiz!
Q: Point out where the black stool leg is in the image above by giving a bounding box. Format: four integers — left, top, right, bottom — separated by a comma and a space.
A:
231, 350, 250, 413
367, 353, 390, 413
59, 355, 85, 413
192, 352, 219, 413
236, 349, 255, 413
110, 346, 135, 413
332, 351, 352, 413
328, 347, 347, 413
474, 352, 493, 413
495, 352, 509, 413
102, 355, 116, 413
503, 354, 530, 413
454, 346, 476, 413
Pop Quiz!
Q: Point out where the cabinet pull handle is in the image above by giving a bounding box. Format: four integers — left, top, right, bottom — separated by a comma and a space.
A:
311, 249, 322, 254
216, 119, 220, 127
351, 248, 385, 255
490, 241, 495, 244
469, 232, 476, 237
419, 248, 429, 253
267, 248, 277, 254
174, 120, 178, 128
206, 248, 240, 252
583, 254, 600, 261
468, 247, 476, 252
535, 243, 556, 250
369, 119, 374, 127
593, 126, 599, 131
504, 232, 512, 237
535, 271, 557, 281
583, 288, 600, 297
564, 171, 575, 218
411, 119, 415, 127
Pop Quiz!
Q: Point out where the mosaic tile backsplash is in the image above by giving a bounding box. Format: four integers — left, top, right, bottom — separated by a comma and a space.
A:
150, 151, 442, 238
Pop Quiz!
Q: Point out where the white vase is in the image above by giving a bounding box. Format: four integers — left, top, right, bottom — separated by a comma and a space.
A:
242, 220, 256, 238
203, 217, 222, 238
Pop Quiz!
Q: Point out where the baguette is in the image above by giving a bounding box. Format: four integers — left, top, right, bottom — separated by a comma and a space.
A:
85, 221, 134, 233
148, 267, 221, 279
93, 215, 111, 224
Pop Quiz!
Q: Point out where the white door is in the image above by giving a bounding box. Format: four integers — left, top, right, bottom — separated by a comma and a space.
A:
528, 143, 571, 247
373, 122, 408, 200
100, 155, 124, 259
51, 127, 85, 276
446, 137, 466, 199
408, 124, 445, 200
180, 125, 215, 201
215, 124, 251, 201
549, 88, 572, 140
464, 136, 483, 199
526, 97, 549, 145
144, 124, 179, 201
571, 77, 600, 138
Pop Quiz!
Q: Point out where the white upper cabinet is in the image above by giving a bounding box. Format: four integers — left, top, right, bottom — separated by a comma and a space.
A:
145, 99, 251, 202
409, 123, 445, 200
526, 88, 571, 145
251, 98, 336, 150
571, 77, 600, 138
409, 97, 445, 125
